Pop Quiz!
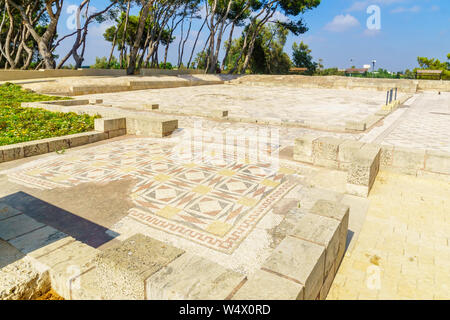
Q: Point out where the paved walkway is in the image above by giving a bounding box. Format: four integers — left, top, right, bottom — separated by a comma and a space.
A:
380, 92, 450, 153
327, 170, 450, 299
81, 85, 389, 127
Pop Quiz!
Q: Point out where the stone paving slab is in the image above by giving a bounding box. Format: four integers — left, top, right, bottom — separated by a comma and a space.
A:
327, 170, 450, 300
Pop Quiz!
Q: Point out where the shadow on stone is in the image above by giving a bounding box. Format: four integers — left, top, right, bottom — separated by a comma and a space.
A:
0, 191, 118, 249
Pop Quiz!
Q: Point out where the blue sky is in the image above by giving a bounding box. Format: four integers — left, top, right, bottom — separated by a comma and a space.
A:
55, 0, 450, 72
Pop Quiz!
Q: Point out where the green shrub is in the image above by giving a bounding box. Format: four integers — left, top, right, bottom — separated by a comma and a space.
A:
0, 83, 100, 146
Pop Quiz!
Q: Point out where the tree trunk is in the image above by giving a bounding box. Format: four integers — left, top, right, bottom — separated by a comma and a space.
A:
127, 1, 152, 75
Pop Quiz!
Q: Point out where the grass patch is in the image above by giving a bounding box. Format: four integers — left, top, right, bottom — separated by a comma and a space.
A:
0, 82, 100, 146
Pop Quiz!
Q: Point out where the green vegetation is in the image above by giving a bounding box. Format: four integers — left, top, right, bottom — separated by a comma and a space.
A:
415, 55, 450, 80
224, 23, 292, 74
0, 83, 99, 146
292, 41, 317, 74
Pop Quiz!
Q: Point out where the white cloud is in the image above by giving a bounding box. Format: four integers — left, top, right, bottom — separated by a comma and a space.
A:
430, 5, 440, 12
271, 11, 289, 23
324, 14, 360, 32
390, 5, 421, 14
347, 0, 406, 12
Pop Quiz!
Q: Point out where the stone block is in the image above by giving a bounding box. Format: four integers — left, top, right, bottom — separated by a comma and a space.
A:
47, 137, 70, 152
364, 115, 383, 129
0, 257, 50, 300
146, 253, 244, 300
290, 213, 340, 277
338, 140, 365, 170
70, 267, 103, 300
89, 99, 103, 104
380, 145, 394, 167
95, 234, 184, 300
293, 135, 316, 163
68, 133, 90, 148
94, 117, 126, 132
126, 118, 178, 137
144, 104, 159, 110
312, 137, 343, 169
345, 120, 366, 131
425, 150, 450, 175
22, 141, 49, 157
392, 147, 425, 173
37, 240, 99, 300
0, 145, 23, 162
232, 269, 304, 300
319, 261, 336, 300
107, 128, 127, 139
262, 236, 325, 300
0, 214, 45, 241
210, 110, 228, 118
0, 203, 22, 221
87, 132, 109, 143
346, 144, 381, 197
310, 200, 350, 265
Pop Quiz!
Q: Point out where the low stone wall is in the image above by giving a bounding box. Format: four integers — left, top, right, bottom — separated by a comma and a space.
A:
90, 199, 348, 300
0, 117, 127, 164
140, 68, 205, 76
0, 69, 127, 81
1, 198, 348, 300
21, 100, 179, 138
294, 136, 450, 197
232, 75, 450, 93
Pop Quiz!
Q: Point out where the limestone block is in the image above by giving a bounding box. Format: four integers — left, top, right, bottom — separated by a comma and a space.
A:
70, 267, 103, 300
89, 99, 103, 104
293, 135, 317, 163
146, 253, 244, 300
0, 214, 45, 241
425, 150, 450, 175
37, 240, 99, 300
364, 115, 383, 129
290, 213, 340, 277
312, 137, 343, 169
0, 257, 50, 300
210, 110, 228, 118
0, 144, 23, 162
346, 144, 381, 197
87, 132, 109, 143
95, 234, 184, 300
126, 118, 178, 137
232, 269, 304, 300
319, 261, 336, 300
144, 104, 159, 110
380, 145, 394, 167
262, 236, 325, 300
107, 128, 127, 139
68, 133, 90, 148
27, 236, 76, 259
345, 120, 366, 131
310, 200, 350, 265
47, 137, 70, 152
338, 140, 365, 170
94, 117, 126, 132
392, 147, 425, 174
22, 141, 49, 157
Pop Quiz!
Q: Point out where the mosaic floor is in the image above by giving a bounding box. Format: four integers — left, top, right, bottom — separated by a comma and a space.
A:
7, 138, 300, 254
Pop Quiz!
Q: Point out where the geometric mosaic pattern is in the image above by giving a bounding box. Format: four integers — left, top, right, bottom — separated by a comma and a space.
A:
8, 138, 298, 254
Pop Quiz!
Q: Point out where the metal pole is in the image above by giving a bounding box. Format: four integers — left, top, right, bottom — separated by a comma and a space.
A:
395, 88, 397, 100
389, 89, 393, 103
386, 91, 389, 105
